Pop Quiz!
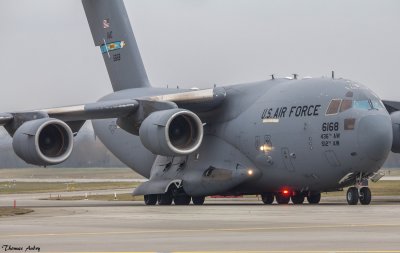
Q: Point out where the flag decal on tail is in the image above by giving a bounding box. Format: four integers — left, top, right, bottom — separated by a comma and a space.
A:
103, 18, 110, 29
100, 41, 126, 54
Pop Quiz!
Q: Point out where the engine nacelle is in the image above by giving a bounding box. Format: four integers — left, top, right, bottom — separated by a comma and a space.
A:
12, 118, 74, 166
391, 111, 400, 153
139, 109, 203, 156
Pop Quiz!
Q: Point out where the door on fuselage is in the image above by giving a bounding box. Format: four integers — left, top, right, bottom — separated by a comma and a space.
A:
281, 147, 295, 172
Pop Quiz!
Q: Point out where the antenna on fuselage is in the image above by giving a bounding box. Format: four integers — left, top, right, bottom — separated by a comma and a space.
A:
271, 74, 275, 80
292, 74, 298, 79
332, 71, 335, 79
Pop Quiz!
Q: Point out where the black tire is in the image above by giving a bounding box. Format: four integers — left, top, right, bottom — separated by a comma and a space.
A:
144, 194, 157, 205
275, 193, 290, 204
359, 187, 371, 205
192, 196, 205, 205
174, 195, 191, 205
346, 187, 359, 205
261, 193, 274, 204
158, 193, 173, 205
307, 192, 321, 204
291, 192, 305, 204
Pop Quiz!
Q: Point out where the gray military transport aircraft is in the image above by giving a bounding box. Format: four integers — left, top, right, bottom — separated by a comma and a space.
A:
1, 0, 399, 206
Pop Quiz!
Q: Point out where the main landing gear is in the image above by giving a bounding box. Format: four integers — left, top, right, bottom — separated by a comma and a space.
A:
144, 192, 206, 206
144, 194, 157, 205
260, 191, 321, 205
307, 192, 321, 204
346, 186, 371, 205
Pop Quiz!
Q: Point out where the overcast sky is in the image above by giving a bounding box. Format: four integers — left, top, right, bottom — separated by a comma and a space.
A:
0, 0, 399, 112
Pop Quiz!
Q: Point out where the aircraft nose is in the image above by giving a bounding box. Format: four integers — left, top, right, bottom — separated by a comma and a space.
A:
357, 115, 392, 161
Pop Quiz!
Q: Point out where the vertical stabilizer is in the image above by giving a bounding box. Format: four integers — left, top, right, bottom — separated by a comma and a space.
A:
82, 0, 150, 90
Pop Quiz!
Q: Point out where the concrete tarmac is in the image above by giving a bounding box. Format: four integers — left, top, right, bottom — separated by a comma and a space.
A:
1, 194, 400, 252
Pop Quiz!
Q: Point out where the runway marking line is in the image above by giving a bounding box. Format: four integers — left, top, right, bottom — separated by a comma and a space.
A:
1, 223, 400, 238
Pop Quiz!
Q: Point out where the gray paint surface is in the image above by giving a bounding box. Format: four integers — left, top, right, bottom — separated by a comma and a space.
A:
0, 0, 399, 203
0, 0, 400, 112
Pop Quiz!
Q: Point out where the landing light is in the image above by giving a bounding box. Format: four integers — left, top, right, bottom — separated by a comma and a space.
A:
259, 144, 273, 152
247, 169, 254, 176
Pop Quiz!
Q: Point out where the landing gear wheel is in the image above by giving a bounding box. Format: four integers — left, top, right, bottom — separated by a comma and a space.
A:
291, 193, 305, 204
275, 193, 290, 204
346, 187, 359, 205
307, 192, 321, 204
174, 195, 191, 205
144, 194, 157, 205
261, 193, 274, 204
359, 187, 371, 205
158, 193, 173, 205
192, 196, 205, 205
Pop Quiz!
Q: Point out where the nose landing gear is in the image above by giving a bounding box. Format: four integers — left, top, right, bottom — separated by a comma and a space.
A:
346, 187, 359, 205
346, 186, 371, 205
359, 187, 372, 205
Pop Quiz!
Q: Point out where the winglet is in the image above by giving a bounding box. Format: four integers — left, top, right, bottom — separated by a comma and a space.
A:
0, 113, 13, 126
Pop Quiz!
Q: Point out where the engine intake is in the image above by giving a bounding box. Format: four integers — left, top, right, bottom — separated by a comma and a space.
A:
12, 118, 74, 166
139, 109, 203, 156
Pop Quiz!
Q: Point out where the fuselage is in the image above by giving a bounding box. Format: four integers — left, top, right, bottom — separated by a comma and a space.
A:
92, 77, 392, 195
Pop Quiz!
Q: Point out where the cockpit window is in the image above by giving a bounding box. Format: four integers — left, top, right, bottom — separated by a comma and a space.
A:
326, 99, 341, 115
326, 96, 384, 116
340, 99, 352, 112
352, 99, 384, 110
353, 100, 372, 110
371, 100, 384, 109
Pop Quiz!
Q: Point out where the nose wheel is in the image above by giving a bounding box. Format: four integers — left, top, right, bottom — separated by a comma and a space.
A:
346, 187, 371, 205
359, 187, 372, 205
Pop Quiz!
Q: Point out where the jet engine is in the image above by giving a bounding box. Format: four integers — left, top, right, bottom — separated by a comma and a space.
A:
391, 111, 400, 153
139, 109, 203, 156
12, 118, 74, 166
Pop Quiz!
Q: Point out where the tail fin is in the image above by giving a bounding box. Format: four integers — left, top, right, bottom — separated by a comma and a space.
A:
82, 0, 150, 91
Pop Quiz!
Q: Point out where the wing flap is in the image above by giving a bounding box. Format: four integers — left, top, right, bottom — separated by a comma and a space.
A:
147, 87, 226, 113
39, 99, 139, 121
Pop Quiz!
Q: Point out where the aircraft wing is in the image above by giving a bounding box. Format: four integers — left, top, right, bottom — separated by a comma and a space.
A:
0, 113, 13, 126
0, 99, 139, 133
0, 87, 226, 131
39, 99, 139, 122
147, 87, 226, 113
0, 87, 225, 166
382, 100, 400, 114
